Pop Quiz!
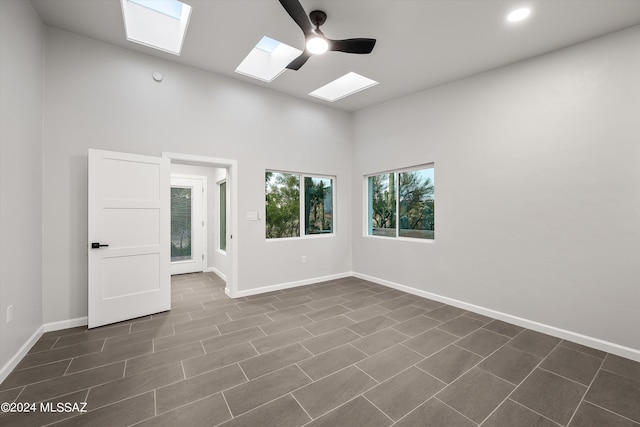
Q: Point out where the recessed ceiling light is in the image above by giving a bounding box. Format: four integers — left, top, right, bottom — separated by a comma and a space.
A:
309, 72, 378, 102
507, 8, 531, 23
120, 0, 192, 55
235, 36, 302, 82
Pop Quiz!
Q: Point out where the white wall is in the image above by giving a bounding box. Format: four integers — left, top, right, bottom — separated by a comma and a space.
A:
0, 0, 44, 376
42, 28, 353, 323
352, 27, 640, 355
170, 163, 227, 277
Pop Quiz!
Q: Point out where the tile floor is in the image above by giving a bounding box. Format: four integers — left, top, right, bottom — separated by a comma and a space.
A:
1, 272, 639, 426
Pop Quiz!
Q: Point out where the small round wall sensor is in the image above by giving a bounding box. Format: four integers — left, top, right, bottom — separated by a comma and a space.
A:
152, 72, 163, 82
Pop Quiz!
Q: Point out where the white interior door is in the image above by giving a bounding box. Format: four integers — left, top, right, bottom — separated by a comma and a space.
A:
88, 149, 170, 328
170, 176, 204, 275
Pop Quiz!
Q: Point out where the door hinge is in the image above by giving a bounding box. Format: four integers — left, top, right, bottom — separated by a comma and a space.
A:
202, 254, 204, 260
202, 220, 204, 227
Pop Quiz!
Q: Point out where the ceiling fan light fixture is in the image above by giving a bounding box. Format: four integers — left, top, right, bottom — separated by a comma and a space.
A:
507, 7, 531, 23
306, 36, 329, 55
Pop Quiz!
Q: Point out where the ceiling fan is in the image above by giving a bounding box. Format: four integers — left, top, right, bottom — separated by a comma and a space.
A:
278, 0, 377, 70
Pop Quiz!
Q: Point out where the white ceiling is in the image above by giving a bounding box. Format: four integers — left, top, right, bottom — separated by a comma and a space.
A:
31, 0, 640, 112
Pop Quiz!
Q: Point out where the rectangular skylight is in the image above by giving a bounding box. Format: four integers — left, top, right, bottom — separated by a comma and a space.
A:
121, 0, 192, 55
309, 72, 379, 102
235, 36, 302, 83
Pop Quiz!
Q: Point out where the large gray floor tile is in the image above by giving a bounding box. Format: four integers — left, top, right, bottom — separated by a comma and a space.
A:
437, 367, 515, 424
404, 328, 458, 357
156, 363, 247, 414
348, 315, 397, 336
583, 370, 640, 423
479, 345, 541, 385
392, 315, 440, 337
202, 326, 266, 353
298, 344, 367, 380
218, 394, 311, 427
304, 396, 392, 427
508, 330, 561, 358
135, 392, 231, 427
417, 344, 483, 384
86, 363, 184, 409
351, 328, 409, 356
67, 340, 153, 374
239, 343, 312, 379
251, 327, 313, 353
482, 319, 524, 338
301, 328, 360, 355
601, 354, 640, 383
293, 365, 377, 418
365, 366, 445, 420
481, 399, 560, 427
511, 368, 587, 425
125, 341, 204, 376
540, 346, 602, 385
183, 342, 257, 378
394, 398, 476, 427
259, 314, 313, 335
455, 328, 510, 357
0, 359, 70, 391
224, 365, 311, 416
356, 344, 424, 382
16, 340, 104, 370
438, 315, 485, 337
51, 390, 154, 427
569, 401, 640, 427
303, 315, 356, 336
19, 362, 125, 403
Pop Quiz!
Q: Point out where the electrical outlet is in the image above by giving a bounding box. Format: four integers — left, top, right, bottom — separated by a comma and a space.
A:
6, 305, 13, 324
301, 256, 307, 264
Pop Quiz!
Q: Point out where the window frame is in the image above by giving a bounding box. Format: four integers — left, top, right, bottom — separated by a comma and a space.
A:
364, 163, 435, 242
265, 170, 336, 241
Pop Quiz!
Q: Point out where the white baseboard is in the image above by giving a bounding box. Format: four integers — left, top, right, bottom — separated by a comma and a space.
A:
1, 316, 88, 384
230, 272, 353, 298
205, 266, 227, 281
353, 272, 640, 363
0, 325, 44, 384
43, 316, 88, 332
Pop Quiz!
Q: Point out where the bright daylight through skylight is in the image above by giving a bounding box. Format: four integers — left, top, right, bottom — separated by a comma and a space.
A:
235, 36, 302, 83
309, 72, 379, 102
121, 0, 192, 55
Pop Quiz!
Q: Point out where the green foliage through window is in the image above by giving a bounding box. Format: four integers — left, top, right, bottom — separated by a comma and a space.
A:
266, 171, 334, 239
171, 187, 192, 260
368, 166, 434, 239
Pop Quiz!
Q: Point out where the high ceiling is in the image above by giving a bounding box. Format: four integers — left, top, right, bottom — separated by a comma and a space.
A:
31, 0, 640, 112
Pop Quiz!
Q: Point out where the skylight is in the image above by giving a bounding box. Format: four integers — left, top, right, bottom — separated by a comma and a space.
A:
309, 72, 379, 102
120, 0, 192, 55
235, 36, 302, 83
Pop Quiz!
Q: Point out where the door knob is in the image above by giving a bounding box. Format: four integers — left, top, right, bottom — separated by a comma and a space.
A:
91, 242, 109, 249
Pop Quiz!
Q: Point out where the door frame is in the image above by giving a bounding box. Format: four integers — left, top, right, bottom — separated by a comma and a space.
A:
163, 153, 238, 297
170, 174, 206, 275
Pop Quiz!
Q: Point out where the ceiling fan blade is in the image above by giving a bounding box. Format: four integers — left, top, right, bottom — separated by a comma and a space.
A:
278, 0, 312, 35
286, 51, 313, 70
328, 38, 377, 54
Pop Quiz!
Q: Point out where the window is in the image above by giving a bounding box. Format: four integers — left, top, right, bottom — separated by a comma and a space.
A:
266, 171, 334, 239
367, 165, 434, 240
219, 181, 227, 252
170, 186, 192, 261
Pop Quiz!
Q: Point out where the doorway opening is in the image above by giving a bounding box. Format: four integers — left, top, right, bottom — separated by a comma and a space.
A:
164, 153, 238, 298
